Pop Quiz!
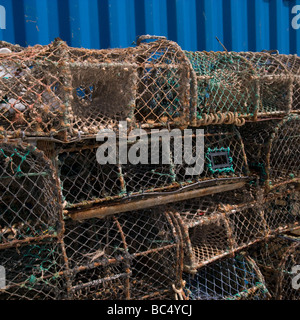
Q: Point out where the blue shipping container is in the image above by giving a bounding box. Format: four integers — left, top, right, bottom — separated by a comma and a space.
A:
0, 0, 299, 54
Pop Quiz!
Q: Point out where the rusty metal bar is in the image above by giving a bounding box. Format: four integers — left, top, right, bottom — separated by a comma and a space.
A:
165, 211, 185, 293
113, 216, 131, 300
68, 181, 246, 221
225, 283, 268, 300
0, 234, 58, 250
140, 289, 172, 300
0, 242, 179, 294
184, 239, 263, 273
67, 243, 178, 276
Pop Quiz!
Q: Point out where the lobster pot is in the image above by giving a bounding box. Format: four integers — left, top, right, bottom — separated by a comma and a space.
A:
275, 54, 300, 113
248, 237, 289, 298
0, 41, 69, 139
55, 125, 248, 210
132, 38, 191, 129
66, 45, 138, 136
183, 253, 269, 300
181, 203, 267, 273
171, 186, 300, 274
0, 37, 192, 140
184, 50, 257, 126
239, 115, 300, 190
248, 235, 300, 300
240, 52, 293, 116
276, 238, 300, 300
264, 185, 300, 234
164, 187, 255, 273
0, 142, 63, 247
0, 239, 66, 300
67, 37, 191, 134
62, 208, 182, 300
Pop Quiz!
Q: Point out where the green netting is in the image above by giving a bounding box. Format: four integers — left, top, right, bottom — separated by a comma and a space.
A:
0, 142, 63, 246
184, 50, 299, 126
0, 240, 65, 300
184, 51, 257, 123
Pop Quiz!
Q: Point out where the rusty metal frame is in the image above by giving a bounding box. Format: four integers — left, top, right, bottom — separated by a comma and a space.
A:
171, 186, 300, 274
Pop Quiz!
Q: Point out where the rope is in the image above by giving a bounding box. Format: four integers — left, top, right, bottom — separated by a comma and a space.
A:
196, 111, 246, 126
172, 280, 186, 300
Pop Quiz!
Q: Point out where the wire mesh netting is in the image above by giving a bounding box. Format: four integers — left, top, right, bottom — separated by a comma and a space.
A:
0, 41, 69, 139
132, 37, 191, 129
276, 237, 300, 300
64, 209, 183, 300
264, 184, 300, 234
239, 114, 300, 191
168, 183, 300, 273
0, 36, 299, 301
0, 142, 65, 299
248, 234, 300, 300
275, 53, 300, 114
67, 49, 137, 136
0, 36, 192, 140
0, 206, 183, 300
184, 50, 299, 127
0, 142, 63, 248
0, 178, 299, 299
183, 253, 270, 300
247, 237, 288, 298
184, 50, 258, 126
49, 125, 249, 210
239, 51, 293, 117
1, 37, 300, 142
0, 239, 66, 300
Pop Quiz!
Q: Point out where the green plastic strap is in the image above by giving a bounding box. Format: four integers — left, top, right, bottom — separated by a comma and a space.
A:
205, 147, 234, 174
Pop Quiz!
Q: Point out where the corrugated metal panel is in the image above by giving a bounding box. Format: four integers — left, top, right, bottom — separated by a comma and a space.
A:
0, 0, 299, 54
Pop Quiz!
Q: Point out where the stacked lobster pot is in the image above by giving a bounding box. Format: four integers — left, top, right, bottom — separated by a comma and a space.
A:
0, 36, 299, 300
248, 234, 300, 300
175, 48, 299, 300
